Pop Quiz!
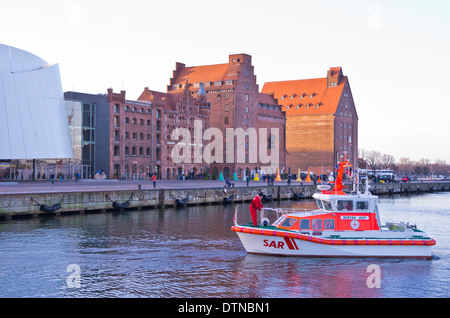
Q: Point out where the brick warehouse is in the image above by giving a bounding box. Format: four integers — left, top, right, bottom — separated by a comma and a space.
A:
64, 55, 357, 180
262, 67, 358, 175
162, 53, 287, 179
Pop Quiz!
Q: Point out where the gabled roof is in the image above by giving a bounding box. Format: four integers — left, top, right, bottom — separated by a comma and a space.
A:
138, 88, 175, 111
171, 63, 229, 86
262, 71, 347, 116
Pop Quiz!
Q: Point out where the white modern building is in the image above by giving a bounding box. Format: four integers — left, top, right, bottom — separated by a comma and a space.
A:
0, 44, 73, 179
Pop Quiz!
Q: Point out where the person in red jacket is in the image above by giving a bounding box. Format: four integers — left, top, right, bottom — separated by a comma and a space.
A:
249, 192, 264, 226
151, 174, 157, 189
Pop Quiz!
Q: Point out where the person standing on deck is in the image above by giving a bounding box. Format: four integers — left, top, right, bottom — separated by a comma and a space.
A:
249, 192, 264, 226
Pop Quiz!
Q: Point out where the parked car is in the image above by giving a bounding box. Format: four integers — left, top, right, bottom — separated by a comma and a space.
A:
401, 176, 409, 182
378, 174, 394, 183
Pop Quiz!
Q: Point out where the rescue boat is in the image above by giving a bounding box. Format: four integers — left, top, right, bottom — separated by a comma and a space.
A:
232, 157, 436, 259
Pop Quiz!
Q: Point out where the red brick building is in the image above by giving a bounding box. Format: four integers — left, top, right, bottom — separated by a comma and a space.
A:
138, 81, 211, 179
262, 67, 358, 175
107, 88, 166, 179
164, 53, 287, 179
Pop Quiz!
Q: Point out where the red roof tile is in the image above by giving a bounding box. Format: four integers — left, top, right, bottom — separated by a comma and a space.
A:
262, 73, 347, 115
171, 63, 229, 86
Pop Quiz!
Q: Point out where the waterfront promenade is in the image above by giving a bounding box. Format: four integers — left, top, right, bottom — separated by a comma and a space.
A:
1, 178, 449, 219
0, 179, 288, 195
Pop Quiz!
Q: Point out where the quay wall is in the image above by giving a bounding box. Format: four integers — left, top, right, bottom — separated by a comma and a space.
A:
0, 182, 449, 219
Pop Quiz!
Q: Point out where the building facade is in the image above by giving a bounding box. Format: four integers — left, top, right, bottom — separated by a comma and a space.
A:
65, 85, 211, 180
164, 53, 287, 179
262, 67, 358, 175
0, 43, 73, 180
65, 89, 166, 179
138, 81, 211, 179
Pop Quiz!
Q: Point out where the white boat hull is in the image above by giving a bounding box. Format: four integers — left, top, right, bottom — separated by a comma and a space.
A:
235, 230, 433, 259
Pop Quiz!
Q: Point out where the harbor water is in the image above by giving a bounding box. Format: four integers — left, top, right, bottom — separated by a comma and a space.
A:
0, 192, 449, 298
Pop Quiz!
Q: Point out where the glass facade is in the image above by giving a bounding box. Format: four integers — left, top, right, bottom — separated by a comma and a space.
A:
65, 100, 96, 177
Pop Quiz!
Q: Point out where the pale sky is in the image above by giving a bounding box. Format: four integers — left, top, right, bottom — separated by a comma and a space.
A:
1, 0, 449, 163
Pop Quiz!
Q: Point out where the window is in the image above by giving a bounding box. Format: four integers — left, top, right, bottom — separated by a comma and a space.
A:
114, 104, 120, 113
323, 201, 334, 211
337, 200, 354, 211
225, 117, 229, 125
246, 106, 249, 113
300, 219, 310, 230
324, 219, 335, 230
281, 217, 297, 228
357, 201, 369, 210
312, 219, 322, 230
316, 200, 324, 210
225, 104, 229, 112
245, 94, 249, 102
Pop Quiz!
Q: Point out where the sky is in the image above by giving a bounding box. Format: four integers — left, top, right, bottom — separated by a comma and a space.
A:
1, 0, 450, 163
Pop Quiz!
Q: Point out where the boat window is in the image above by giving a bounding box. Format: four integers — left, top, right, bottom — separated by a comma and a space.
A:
357, 201, 369, 210
299, 219, 310, 230
323, 201, 334, 211
312, 219, 322, 230
316, 200, 324, 209
337, 200, 353, 211
324, 219, 335, 230
281, 217, 297, 228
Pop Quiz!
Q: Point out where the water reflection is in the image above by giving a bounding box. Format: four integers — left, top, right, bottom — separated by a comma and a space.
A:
0, 193, 448, 298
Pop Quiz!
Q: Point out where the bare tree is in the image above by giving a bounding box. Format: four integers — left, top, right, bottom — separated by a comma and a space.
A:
397, 157, 413, 175
380, 154, 395, 169
363, 150, 383, 172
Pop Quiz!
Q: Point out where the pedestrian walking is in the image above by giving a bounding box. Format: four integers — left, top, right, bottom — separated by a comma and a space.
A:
152, 174, 157, 189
